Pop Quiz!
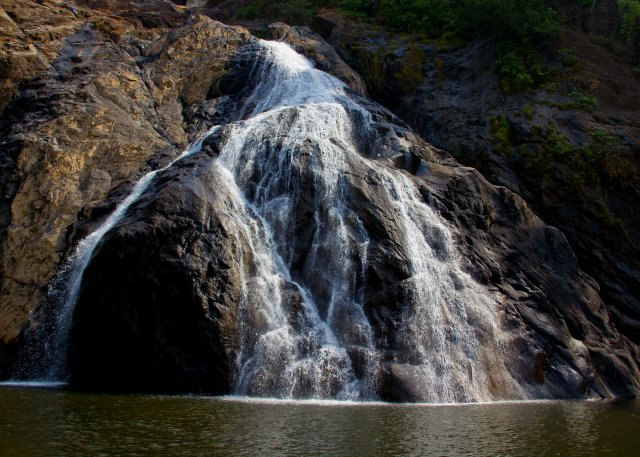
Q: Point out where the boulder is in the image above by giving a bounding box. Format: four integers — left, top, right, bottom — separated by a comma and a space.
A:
69, 152, 240, 393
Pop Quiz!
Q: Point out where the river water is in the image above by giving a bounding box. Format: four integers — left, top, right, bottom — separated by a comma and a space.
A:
1, 385, 638, 456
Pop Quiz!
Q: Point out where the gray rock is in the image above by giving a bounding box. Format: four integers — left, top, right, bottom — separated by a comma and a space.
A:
69, 152, 240, 393
267, 22, 368, 96
314, 10, 640, 358
2, 2, 639, 401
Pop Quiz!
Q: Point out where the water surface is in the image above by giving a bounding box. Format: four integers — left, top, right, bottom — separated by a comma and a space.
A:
1, 386, 638, 456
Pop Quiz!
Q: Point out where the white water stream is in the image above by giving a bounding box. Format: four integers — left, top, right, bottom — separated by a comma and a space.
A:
211, 41, 524, 401
26, 40, 524, 402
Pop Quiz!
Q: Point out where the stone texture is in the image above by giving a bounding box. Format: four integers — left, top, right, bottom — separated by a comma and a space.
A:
69, 150, 241, 393
267, 22, 368, 96
66, 47, 640, 398
1, 1, 639, 400
0, 1, 251, 345
0, 0, 79, 114
142, 14, 253, 143
1, 26, 169, 344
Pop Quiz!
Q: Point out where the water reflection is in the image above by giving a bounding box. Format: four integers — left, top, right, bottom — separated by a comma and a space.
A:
0, 387, 638, 456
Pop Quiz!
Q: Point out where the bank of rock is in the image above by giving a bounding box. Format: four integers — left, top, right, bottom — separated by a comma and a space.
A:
310, 3, 640, 351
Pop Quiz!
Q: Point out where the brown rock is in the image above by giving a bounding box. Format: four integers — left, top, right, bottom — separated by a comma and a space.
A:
0, 27, 170, 343
0, 0, 80, 113
142, 15, 253, 143
0, 4, 252, 344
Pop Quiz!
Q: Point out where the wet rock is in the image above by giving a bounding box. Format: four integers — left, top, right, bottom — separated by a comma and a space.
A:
1, 2, 639, 401
69, 155, 241, 393
68, 44, 640, 398
314, 10, 640, 358
0, 26, 170, 344
428, 166, 640, 398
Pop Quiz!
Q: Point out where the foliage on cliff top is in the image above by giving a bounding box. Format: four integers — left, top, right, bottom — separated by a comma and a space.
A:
337, 0, 560, 46
230, 1, 639, 91
335, 0, 561, 91
232, 1, 639, 49
617, 0, 640, 43
235, 0, 325, 23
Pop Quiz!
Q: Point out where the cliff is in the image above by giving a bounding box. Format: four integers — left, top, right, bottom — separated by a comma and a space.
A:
0, 0, 638, 401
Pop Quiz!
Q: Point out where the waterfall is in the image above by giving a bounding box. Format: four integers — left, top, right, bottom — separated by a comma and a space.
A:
211, 41, 524, 401
17, 40, 525, 402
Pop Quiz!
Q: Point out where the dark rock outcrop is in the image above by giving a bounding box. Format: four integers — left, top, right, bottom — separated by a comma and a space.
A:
312, 8, 640, 351
69, 152, 240, 393
65, 42, 640, 398
1, 1, 638, 400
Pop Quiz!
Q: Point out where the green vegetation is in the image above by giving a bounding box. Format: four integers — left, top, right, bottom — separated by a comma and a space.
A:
521, 104, 535, 120
236, 3, 267, 19
489, 118, 636, 235
277, 0, 321, 23
335, 0, 559, 41
489, 115, 513, 156
592, 129, 619, 146
569, 89, 599, 111
497, 45, 555, 93
618, 0, 640, 43
394, 43, 426, 91
351, 45, 387, 95
558, 48, 578, 67
233, 0, 325, 23
335, 0, 560, 92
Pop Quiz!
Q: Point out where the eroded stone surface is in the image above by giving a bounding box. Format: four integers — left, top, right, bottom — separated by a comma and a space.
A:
0, 2, 251, 344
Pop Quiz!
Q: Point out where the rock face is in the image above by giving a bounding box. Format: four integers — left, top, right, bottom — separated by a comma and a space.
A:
266, 22, 368, 96
1, 1, 639, 401
0, 0, 251, 348
69, 149, 241, 393
312, 7, 640, 351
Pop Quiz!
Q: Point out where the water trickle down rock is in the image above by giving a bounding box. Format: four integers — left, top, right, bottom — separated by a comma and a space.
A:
0, 11, 253, 373
58, 39, 640, 401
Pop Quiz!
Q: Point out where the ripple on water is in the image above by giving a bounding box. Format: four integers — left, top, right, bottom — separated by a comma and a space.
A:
1, 387, 639, 457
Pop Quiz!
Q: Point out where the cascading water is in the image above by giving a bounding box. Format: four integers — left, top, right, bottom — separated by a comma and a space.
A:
209, 41, 525, 402
18, 39, 527, 402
